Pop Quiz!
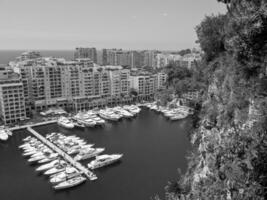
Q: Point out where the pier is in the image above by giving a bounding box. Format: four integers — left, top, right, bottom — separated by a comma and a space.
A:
9, 120, 57, 131
26, 126, 97, 181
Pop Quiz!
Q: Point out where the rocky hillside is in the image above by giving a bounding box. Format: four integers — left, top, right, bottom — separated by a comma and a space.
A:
161, 1, 267, 200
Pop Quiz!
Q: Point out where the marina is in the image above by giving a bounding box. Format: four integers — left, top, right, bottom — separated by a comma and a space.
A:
26, 127, 97, 181
0, 109, 192, 200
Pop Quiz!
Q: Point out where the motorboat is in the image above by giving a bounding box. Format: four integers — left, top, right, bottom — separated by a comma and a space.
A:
98, 110, 121, 121
113, 107, 133, 118
87, 154, 123, 169
0, 129, 9, 141
36, 160, 64, 172
67, 144, 94, 155
50, 167, 81, 184
57, 117, 74, 129
38, 153, 59, 164
74, 148, 105, 161
53, 176, 86, 190
44, 163, 69, 175
73, 121, 85, 128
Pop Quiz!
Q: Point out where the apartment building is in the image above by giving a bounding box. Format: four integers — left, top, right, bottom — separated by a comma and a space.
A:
130, 74, 155, 99
180, 53, 201, 69
11, 54, 132, 112
154, 72, 167, 90
155, 53, 181, 68
74, 47, 98, 63
0, 67, 27, 125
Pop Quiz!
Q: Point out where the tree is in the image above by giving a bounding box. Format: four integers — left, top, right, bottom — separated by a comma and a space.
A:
196, 14, 227, 61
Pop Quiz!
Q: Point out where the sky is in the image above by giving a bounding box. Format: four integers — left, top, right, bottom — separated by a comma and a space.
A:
0, 0, 226, 50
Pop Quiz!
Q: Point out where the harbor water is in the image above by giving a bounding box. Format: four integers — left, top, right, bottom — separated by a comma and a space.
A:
0, 109, 192, 200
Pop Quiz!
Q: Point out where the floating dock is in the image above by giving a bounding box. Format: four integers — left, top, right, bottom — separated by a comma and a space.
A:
27, 126, 97, 181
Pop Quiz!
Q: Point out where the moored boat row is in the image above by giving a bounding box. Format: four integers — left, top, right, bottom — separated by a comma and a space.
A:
57, 105, 142, 129
19, 136, 86, 190
143, 102, 193, 120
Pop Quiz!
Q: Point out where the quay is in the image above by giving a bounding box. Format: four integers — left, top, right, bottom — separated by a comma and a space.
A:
26, 126, 97, 181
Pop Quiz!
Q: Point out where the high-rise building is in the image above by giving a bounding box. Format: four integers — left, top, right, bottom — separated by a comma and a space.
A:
11, 55, 132, 112
0, 67, 26, 125
144, 50, 156, 68
74, 47, 97, 63
155, 53, 181, 68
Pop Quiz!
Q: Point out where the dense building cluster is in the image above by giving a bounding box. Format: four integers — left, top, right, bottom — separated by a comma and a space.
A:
74, 47, 201, 69
0, 51, 168, 125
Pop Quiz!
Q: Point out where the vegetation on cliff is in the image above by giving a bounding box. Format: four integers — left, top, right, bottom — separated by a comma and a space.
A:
161, 1, 267, 199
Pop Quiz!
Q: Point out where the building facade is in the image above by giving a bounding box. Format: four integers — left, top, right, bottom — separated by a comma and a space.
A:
74, 47, 98, 63
0, 67, 27, 125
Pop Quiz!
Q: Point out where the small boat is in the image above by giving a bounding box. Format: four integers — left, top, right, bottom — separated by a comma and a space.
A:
87, 154, 123, 169
28, 155, 46, 163
57, 117, 74, 129
23, 136, 32, 142
0, 129, 9, 141
53, 176, 86, 190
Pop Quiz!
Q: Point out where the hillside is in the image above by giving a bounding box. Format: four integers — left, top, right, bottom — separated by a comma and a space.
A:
161, 1, 267, 199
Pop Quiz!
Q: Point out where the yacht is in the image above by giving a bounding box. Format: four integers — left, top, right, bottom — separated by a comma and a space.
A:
28, 151, 56, 163
50, 167, 81, 184
98, 110, 121, 121
0, 129, 9, 141
73, 121, 85, 128
87, 154, 123, 169
22, 136, 32, 142
169, 112, 188, 121
57, 117, 74, 129
38, 153, 59, 164
53, 176, 86, 190
113, 107, 133, 118
74, 148, 105, 161
44, 163, 69, 175
36, 160, 65, 172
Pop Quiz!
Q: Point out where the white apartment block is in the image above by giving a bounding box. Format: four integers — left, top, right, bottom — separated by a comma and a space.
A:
155, 53, 181, 68
154, 73, 167, 90
130, 75, 155, 97
0, 67, 27, 125
11, 57, 131, 112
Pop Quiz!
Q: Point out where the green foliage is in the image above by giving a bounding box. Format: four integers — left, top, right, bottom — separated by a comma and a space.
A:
178, 49, 192, 56
196, 14, 227, 61
161, 1, 267, 200
165, 62, 207, 97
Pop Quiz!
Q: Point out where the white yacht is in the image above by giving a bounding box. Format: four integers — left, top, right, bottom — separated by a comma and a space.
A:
53, 176, 86, 190
44, 163, 69, 175
113, 107, 133, 118
50, 167, 81, 184
98, 110, 121, 121
74, 147, 105, 161
57, 117, 74, 129
38, 153, 59, 164
87, 154, 123, 169
169, 112, 188, 121
0, 129, 9, 141
36, 160, 65, 172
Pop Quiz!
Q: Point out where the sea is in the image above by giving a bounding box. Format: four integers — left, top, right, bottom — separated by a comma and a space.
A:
0, 50, 75, 64
0, 109, 192, 200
